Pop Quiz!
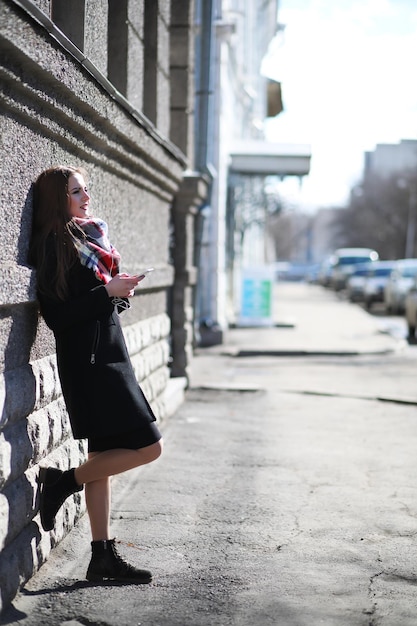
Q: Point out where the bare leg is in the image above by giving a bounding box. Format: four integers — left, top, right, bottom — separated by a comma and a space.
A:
74, 440, 163, 486
84, 452, 111, 540
81, 441, 162, 541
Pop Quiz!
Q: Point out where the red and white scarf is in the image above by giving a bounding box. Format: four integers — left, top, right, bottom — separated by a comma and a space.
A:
71, 217, 120, 284
71, 217, 130, 312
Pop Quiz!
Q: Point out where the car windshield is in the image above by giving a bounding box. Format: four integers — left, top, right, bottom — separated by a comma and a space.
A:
338, 256, 372, 265
402, 267, 417, 277
374, 267, 395, 276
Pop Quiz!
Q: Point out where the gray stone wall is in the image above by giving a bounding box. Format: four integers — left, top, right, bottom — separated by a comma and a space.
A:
0, 0, 201, 612
170, 174, 209, 379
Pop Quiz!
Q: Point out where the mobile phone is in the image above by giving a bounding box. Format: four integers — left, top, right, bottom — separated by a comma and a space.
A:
137, 268, 154, 278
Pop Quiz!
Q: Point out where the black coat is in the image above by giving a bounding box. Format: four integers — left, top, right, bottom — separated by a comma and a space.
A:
38, 252, 156, 440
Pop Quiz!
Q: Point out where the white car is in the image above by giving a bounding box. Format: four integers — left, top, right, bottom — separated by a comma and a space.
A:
384, 259, 417, 314
346, 263, 373, 302
363, 261, 398, 310
330, 247, 379, 291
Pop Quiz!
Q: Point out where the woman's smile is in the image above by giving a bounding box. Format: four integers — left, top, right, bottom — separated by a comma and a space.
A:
68, 172, 91, 218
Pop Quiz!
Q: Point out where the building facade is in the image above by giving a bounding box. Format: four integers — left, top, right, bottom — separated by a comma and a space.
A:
192, 0, 313, 335
194, 0, 281, 335
0, 0, 205, 610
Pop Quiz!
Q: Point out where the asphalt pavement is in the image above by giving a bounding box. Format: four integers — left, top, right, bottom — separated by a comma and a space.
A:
2, 282, 417, 626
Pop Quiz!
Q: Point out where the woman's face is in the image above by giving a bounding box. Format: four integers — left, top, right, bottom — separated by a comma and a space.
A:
67, 172, 90, 219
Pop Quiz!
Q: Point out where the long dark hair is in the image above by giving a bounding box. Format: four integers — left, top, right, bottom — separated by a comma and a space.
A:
29, 166, 87, 300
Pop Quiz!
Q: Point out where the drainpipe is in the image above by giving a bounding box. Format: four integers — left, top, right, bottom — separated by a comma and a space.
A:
193, 0, 216, 340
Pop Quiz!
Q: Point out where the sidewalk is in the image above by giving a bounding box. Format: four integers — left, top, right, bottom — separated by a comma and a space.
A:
192, 282, 416, 404
206, 281, 405, 357
2, 283, 417, 626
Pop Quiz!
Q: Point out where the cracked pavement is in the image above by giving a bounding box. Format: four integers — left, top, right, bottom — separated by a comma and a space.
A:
2, 282, 417, 626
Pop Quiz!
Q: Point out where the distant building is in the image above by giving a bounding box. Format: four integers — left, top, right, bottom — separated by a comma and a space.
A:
365, 139, 417, 178
310, 208, 341, 262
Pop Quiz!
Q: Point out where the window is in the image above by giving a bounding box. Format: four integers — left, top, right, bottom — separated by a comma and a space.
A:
107, 0, 128, 94
51, 0, 86, 51
143, 0, 158, 124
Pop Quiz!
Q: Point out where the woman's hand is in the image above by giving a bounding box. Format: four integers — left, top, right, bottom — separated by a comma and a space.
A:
104, 273, 144, 298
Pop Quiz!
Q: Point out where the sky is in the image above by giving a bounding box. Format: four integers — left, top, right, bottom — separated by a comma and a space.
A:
261, 0, 417, 212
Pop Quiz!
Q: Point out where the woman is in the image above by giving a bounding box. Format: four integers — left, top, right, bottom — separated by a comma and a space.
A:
29, 165, 163, 584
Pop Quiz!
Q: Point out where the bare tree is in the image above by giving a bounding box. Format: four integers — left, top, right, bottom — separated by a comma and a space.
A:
332, 170, 417, 259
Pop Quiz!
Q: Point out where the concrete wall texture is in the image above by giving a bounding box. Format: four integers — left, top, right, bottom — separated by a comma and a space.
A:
0, 0, 203, 611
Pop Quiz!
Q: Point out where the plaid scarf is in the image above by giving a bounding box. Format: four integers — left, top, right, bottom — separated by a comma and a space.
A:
71, 217, 120, 284
71, 217, 130, 312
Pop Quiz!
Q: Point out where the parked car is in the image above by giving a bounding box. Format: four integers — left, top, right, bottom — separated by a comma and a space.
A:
405, 276, 417, 339
272, 262, 319, 282
363, 261, 398, 310
317, 256, 334, 287
306, 264, 321, 283
329, 248, 379, 291
346, 263, 372, 302
384, 258, 417, 314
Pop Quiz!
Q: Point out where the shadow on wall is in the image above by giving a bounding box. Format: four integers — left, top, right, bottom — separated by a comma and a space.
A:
0, 185, 41, 612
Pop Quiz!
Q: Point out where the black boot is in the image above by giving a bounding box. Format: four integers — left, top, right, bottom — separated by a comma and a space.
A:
38, 467, 83, 531
86, 539, 152, 584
